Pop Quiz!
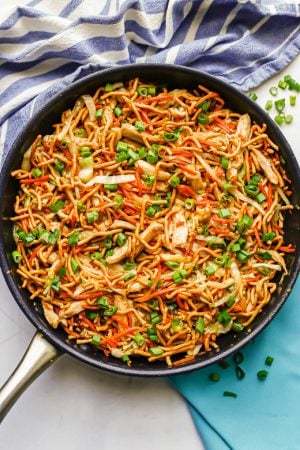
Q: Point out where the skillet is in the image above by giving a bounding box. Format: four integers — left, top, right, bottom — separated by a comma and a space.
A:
0, 63, 299, 420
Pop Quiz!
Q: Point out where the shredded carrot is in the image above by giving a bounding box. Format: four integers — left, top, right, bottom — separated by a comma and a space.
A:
253, 226, 262, 247
279, 245, 296, 253
80, 315, 97, 332
112, 314, 129, 329
172, 355, 195, 367
176, 294, 188, 311
28, 245, 43, 265
178, 165, 198, 176
20, 176, 49, 184
151, 263, 162, 291
177, 184, 195, 197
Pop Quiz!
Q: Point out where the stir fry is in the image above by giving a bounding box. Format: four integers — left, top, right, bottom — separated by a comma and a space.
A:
11, 78, 294, 367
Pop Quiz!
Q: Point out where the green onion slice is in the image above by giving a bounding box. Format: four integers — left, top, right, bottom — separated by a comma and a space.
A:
12, 250, 22, 263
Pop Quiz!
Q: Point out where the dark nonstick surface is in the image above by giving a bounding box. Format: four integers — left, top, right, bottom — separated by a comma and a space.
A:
0, 64, 299, 376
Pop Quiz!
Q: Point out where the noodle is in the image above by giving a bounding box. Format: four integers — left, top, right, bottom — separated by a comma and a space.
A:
11, 78, 294, 367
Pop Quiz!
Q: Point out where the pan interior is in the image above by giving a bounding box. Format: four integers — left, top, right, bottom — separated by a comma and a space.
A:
0, 64, 299, 376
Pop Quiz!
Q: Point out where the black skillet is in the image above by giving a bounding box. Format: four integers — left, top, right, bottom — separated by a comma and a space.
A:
0, 64, 299, 420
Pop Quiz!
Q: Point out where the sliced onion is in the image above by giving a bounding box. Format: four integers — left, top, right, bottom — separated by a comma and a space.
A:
79, 155, 94, 182
57, 98, 83, 140
187, 344, 202, 356
231, 188, 265, 215
230, 261, 242, 293
252, 263, 282, 271
206, 278, 234, 290
196, 155, 224, 187
21, 146, 32, 171
214, 293, 232, 307
277, 187, 290, 205
111, 82, 124, 90
111, 348, 125, 358
67, 140, 76, 155
82, 94, 96, 121
86, 174, 135, 186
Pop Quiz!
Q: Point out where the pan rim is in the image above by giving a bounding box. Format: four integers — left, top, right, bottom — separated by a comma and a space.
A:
0, 63, 299, 376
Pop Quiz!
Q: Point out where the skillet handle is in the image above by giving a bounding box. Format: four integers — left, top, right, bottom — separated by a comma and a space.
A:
0, 332, 62, 422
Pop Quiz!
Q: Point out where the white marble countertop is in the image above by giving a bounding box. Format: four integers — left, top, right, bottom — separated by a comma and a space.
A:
0, 41, 299, 450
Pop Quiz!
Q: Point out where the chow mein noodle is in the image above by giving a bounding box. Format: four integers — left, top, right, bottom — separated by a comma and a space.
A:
11, 78, 294, 367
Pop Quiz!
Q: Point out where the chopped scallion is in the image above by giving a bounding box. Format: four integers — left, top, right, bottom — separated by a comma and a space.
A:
165, 260, 179, 269
146, 150, 159, 164
248, 92, 257, 101
163, 131, 180, 142
269, 86, 278, 96
275, 98, 285, 112
223, 391, 237, 398
149, 347, 164, 357
218, 208, 232, 218
232, 321, 244, 332
134, 333, 145, 346
71, 257, 79, 273
171, 319, 183, 332
32, 168, 42, 178
265, 356, 274, 366
197, 112, 209, 125
237, 214, 253, 234
79, 146, 91, 158
150, 312, 161, 325
142, 174, 155, 187
68, 231, 80, 246
169, 175, 180, 188
172, 269, 187, 284
96, 297, 109, 309
226, 295, 235, 307
116, 141, 128, 152
123, 271, 136, 281
262, 232, 276, 242
290, 95, 296, 106
235, 365, 245, 380
12, 250, 22, 263
104, 83, 114, 92
113, 194, 124, 210
217, 310, 231, 327
236, 249, 251, 262
220, 157, 229, 169
285, 114, 293, 124
91, 334, 101, 345
147, 86, 156, 96
135, 120, 145, 131
184, 198, 195, 210
257, 370, 269, 381
233, 351, 244, 365
95, 108, 104, 119
203, 265, 216, 276
209, 373, 220, 382
124, 260, 135, 271
54, 160, 65, 172
114, 106, 123, 117
278, 80, 287, 90
49, 200, 65, 213
195, 316, 205, 334
274, 115, 284, 125
87, 210, 99, 223
116, 232, 127, 247
146, 206, 156, 217
265, 100, 273, 111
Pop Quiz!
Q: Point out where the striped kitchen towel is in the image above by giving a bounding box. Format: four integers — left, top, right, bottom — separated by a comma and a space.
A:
0, 0, 299, 161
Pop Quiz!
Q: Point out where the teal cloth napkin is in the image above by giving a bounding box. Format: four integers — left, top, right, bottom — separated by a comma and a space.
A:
171, 277, 300, 450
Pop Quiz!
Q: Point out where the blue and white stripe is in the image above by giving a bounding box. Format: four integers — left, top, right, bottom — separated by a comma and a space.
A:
0, 0, 299, 162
